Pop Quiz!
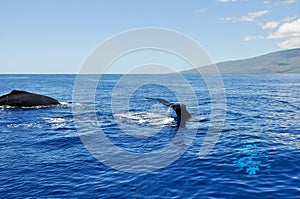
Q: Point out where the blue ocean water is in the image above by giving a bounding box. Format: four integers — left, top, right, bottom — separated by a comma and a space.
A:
0, 74, 299, 198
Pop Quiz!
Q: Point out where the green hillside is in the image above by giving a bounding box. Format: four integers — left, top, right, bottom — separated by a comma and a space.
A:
182, 48, 300, 74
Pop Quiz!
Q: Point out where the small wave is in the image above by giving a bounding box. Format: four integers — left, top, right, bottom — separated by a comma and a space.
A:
7, 122, 44, 128
43, 117, 66, 128
6, 76, 31, 79
59, 102, 69, 106
267, 132, 300, 150
43, 117, 65, 123
69, 102, 83, 106
0, 102, 69, 109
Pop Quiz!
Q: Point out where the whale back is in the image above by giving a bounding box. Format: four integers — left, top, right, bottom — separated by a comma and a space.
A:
10, 90, 31, 95
0, 90, 60, 107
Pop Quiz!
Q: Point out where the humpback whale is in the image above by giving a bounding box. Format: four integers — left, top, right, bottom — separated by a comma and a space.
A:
146, 97, 191, 126
0, 90, 61, 107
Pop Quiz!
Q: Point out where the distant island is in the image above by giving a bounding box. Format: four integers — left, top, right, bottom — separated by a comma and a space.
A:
182, 48, 300, 74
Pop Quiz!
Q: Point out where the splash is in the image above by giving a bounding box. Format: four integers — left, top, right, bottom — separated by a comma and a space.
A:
114, 112, 174, 126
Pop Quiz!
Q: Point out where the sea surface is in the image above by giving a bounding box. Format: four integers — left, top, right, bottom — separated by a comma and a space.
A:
0, 74, 299, 198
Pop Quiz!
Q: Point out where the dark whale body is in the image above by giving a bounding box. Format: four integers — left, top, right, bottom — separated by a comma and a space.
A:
146, 97, 191, 126
0, 90, 61, 107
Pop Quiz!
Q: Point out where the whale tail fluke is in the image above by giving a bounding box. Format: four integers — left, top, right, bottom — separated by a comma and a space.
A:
145, 97, 191, 126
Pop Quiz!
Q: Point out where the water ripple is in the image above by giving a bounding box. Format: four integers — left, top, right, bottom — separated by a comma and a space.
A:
0, 74, 300, 198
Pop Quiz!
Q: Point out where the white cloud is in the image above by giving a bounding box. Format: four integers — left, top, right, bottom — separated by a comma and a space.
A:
222, 10, 269, 22
195, 8, 207, 14
281, 0, 297, 4
282, 15, 298, 22
244, 35, 264, 41
259, 16, 297, 31
266, 18, 300, 49
260, 21, 280, 29
217, 0, 237, 2
268, 18, 300, 39
244, 36, 256, 41
278, 37, 300, 48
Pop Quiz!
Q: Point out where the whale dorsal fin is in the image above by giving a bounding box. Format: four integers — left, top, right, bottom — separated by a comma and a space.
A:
10, 90, 31, 94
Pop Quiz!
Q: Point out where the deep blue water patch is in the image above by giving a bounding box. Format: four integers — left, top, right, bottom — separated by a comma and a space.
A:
0, 74, 299, 198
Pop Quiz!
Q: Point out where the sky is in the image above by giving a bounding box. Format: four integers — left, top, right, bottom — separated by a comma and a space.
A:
0, 0, 299, 73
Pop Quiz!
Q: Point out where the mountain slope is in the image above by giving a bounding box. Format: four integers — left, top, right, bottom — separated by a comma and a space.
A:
182, 48, 300, 73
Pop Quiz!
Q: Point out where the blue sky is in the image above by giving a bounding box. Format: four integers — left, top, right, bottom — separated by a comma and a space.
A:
0, 0, 299, 73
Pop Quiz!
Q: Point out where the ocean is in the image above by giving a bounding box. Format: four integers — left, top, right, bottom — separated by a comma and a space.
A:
0, 74, 299, 198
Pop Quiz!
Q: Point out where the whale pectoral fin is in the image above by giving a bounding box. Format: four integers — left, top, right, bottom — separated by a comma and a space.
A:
145, 97, 172, 106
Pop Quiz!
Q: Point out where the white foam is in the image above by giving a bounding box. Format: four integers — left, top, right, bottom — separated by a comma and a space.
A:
114, 112, 174, 126
0, 102, 69, 109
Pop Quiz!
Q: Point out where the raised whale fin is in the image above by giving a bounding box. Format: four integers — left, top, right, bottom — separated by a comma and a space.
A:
145, 97, 173, 106
146, 97, 191, 127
